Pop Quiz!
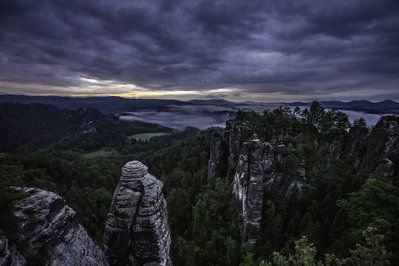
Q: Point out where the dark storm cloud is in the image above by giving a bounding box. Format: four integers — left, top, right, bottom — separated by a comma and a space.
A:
0, 0, 398, 100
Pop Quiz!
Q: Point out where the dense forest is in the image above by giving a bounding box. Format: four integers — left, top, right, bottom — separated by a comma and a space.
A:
0, 102, 398, 265
145, 102, 399, 265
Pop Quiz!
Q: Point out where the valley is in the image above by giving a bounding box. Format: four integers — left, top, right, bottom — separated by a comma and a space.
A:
0, 100, 398, 265
1, 1, 398, 265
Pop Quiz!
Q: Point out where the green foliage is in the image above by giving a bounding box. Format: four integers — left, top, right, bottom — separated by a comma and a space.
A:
337, 178, 399, 261
0, 102, 175, 154
337, 179, 399, 234
82, 148, 121, 158
304, 101, 326, 132
347, 227, 390, 266
303, 102, 350, 138
0, 153, 119, 242
365, 126, 387, 172
351, 118, 369, 136
240, 243, 257, 266
0, 103, 95, 153
1, 101, 398, 266
260, 227, 390, 266
128, 132, 168, 142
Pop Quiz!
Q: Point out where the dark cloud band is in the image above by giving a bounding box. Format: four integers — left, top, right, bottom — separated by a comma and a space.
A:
0, 0, 398, 100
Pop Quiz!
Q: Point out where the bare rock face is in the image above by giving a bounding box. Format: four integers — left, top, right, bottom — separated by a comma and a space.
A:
0, 231, 26, 266
380, 116, 399, 157
231, 138, 306, 242
103, 161, 172, 266
81, 120, 97, 134
209, 119, 308, 242
208, 131, 228, 181
372, 116, 399, 183
232, 139, 267, 242
224, 119, 307, 242
2, 187, 108, 266
208, 115, 399, 243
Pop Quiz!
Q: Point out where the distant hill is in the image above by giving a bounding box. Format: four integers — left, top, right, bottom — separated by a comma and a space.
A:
0, 102, 171, 153
0, 95, 241, 112
0, 103, 103, 153
0, 95, 185, 113
286, 100, 399, 114
188, 98, 236, 107
1, 94, 398, 114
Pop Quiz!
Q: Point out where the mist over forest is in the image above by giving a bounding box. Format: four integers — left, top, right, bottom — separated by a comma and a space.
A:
119, 103, 391, 129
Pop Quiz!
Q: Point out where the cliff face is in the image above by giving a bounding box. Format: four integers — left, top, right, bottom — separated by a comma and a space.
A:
371, 116, 399, 183
225, 120, 308, 241
103, 161, 172, 266
232, 139, 270, 242
230, 135, 306, 241
209, 115, 399, 242
1, 187, 108, 266
0, 231, 26, 266
208, 131, 228, 181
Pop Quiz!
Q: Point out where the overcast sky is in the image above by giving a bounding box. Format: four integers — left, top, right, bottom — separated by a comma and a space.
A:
0, 0, 398, 102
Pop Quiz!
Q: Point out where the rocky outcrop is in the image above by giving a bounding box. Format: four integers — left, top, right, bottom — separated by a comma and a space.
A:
0, 231, 26, 266
1, 187, 108, 266
321, 140, 344, 168
210, 121, 299, 242
230, 137, 307, 242
208, 131, 227, 181
379, 116, 399, 157
232, 139, 268, 242
1, 161, 172, 266
371, 116, 399, 183
226, 120, 251, 159
81, 120, 97, 134
209, 115, 399, 243
103, 161, 172, 266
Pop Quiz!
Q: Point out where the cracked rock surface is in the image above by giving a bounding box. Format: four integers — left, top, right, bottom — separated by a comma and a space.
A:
103, 160, 172, 266
1, 187, 108, 266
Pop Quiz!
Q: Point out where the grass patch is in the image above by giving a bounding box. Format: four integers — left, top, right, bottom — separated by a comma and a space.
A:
83, 148, 121, 158
128, 132, 168, 142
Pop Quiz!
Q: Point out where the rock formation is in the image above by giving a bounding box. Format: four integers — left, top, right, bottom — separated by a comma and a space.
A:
103, 161, 172, 266
370, 116, 399, 183
81, 120, 97, 134
0, 231, 26, 266
209, 115, 399, 242
1, 187, 108, 266
223, 119, 308, 241
232, 139, 267, 242
0, 161, 172, 266
208, 131, 228, 181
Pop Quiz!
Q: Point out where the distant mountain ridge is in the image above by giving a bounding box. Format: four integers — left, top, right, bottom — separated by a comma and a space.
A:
0, 94, 185, 113
0, 94, 398, 114
288, 100, 399, 114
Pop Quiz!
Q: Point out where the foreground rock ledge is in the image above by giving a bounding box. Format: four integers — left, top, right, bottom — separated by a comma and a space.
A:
103, 160, 172, 266
1, 187, 108, 266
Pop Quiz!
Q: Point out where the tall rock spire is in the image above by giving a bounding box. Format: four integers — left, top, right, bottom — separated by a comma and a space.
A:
103, 160, 172, 266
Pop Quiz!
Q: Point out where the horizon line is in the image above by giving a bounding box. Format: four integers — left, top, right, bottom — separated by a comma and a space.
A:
0, 92, 398, 104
